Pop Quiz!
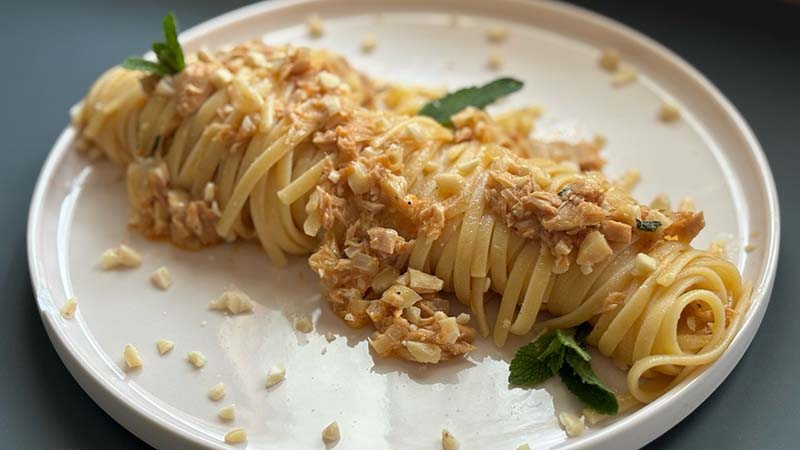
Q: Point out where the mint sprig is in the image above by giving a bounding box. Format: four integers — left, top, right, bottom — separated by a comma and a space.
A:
560, 352, 619, 415
508, 326, 619, 415
418, 77, 524, 127
122, 13, 185, 76
508, 331, 558, 385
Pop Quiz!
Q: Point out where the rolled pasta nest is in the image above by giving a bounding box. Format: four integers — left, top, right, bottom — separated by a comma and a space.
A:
72, 41, 751, 404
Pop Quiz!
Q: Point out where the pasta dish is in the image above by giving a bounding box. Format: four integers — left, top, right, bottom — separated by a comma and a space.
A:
72, 35, 750, 410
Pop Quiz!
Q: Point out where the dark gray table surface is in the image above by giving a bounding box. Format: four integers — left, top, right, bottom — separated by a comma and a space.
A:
1, 1, 798, 449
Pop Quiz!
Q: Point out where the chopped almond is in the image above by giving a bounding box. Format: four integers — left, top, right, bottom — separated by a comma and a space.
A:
102, 244, 142, 269
293, 315, 313, 333
218, 404, 236, 421
150, 266, 172, 290
558, 412, 585, 437
598, 48, 620, 71
601, 220, 632, 244
659, 102, 681, 122
360, 34, 377, 53
487, 52, 503, 71
486, 25, 509, 43
187, 351, 206, 368
155, 338, 174, 355
307, 14, 324, 38
209, 289, 254, 315
611, 66, 637, 87
576, 230, 612, 269
60, 297, 78, 319
123, 344, 143, 369
405, 341, 442, 363
322, 421, 340, 443
631, 253, 657, 277
441, 429, 460, 450
207, 383, 225, 401
224, 427, 247, 444
265, 365, 286, 387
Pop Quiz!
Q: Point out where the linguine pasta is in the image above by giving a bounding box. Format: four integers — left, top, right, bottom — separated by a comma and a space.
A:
72, 40, 750, 404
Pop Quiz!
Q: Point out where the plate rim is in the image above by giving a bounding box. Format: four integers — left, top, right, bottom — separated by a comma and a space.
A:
27, 0, 781, 449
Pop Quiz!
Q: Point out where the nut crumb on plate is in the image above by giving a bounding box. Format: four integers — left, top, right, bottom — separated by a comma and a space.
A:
517, 445, 531, 450
322, 421, 340, 443
60, 297, 78, 319
325, 331, 336, 342
293, 314, 313, 332
598, 48, 620, 71
265, 365, 286, 387
441, 429, 459, 450
188, 351, 206, 368
150, 266, 172, 290
156, 338, 174, 355
307, 14, 324, 38
558, 412, 585, 437
487, 52, 503, 71
360, 34, 377, 53
123, 344, 143, 369
745, 243, 756, 252
208, 382, 226, 401
101, 244, 142, 269
611, 66, 637, 87
218, 404, 235, 421
486, 25, 509, 43
583, 408, 608, 425
224, 427, 247, 444
209, 289, 254, 315
659, 102, 681, 122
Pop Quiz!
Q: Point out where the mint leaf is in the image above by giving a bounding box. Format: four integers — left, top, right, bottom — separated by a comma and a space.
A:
121, 57, 168, 75
636, 219, 662, 232
537, 334, 563, 361
162, 13, 184, 71
509, 332, 558, 385
545, 347, 565, 375
418, 77, 524, 126
559, 352, 618, 415
555, 329, 591, 362
121, 13, 185, 76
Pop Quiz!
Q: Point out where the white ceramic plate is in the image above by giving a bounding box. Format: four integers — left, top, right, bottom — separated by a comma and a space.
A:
28, 1, 779, 449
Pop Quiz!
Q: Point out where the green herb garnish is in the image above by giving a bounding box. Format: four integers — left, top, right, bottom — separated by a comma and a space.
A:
636, 219, 662, 232
509, 326, 619, 415
122, 13, 185, 76
418, 77, 524, 127
559, 353, 618, 415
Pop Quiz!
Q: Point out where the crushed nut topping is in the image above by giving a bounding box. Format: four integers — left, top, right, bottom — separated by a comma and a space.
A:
321, 421, 340, 443
224, 427, 247, 444
187, 351, 206, 368
150, 266, 172, 290
123, 344, 143, 369
209, 289, 254, 314
208, 382, 226, 401
265, 365, 286, 387
156, 338, 174, 355
101, 244, 142, 269
60, 297, 78, 319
